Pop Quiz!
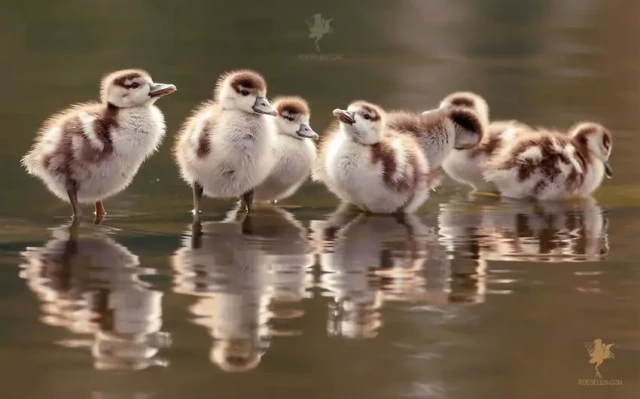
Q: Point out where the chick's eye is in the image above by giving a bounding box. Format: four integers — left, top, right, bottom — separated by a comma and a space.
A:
363, 114, 371, 120
130, 83, 140, 89
284, 116, 295, 121
240, 89, 250, 96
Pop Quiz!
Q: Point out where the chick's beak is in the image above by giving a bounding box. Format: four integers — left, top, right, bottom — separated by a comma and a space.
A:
333, 109, 355, 125
604, 161, 613, 179
253, 97, 278, 116
149, 83, 177, 97
296, 124, 319, 140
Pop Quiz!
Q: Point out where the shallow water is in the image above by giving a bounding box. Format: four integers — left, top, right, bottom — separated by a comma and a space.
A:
1, 0, 639, 398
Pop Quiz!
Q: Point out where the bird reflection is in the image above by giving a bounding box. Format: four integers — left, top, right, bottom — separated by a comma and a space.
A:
171, 203, 312, 372
19, 223, 170, 371
436, 202, 489, 304
310, 203, 443, 339
439, 196, 610, 264
240, 204, 314, 336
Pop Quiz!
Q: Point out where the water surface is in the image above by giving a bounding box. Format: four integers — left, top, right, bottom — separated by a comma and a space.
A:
0, 1, 639, 398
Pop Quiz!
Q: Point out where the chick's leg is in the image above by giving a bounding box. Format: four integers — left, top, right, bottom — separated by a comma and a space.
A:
192, 181, 204, 217
66, 180, 81, 220
241, 190, 254, 213
94, 201, 106, 224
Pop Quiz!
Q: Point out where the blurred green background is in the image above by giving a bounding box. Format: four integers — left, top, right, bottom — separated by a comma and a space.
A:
0, 1, 638, 398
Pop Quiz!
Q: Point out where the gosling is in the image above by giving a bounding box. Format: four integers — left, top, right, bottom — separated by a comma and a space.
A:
174, 69, 278, 215
22, 69, 176, 223
312, 101, 431, 214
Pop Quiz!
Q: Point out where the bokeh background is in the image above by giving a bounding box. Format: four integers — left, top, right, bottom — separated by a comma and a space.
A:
0, 1, 638, 398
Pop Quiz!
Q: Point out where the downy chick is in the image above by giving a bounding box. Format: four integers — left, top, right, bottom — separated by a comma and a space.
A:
252, 96, 319, 203
387, 105, 484, 170
438, 91, 531, 193
483, 122, 613, 200
22, 69, 176, 222
174, 69, 278, 215
312, 101, 430, 214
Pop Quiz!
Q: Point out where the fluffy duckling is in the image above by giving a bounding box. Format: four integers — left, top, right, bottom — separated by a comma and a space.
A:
483, 122, 613, 200
252, 96, 319, 203
386, 105, 484, 170
312, 101, 430, 214
438, 91, 531, 193
174, 69, 278, 214
22, 69, 176, 222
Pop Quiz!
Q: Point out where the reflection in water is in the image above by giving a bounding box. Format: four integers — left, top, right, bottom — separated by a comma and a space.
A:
19, 223, 169, 370
172, 204, 313, 372
242, 204, 314, 336
439, 196, 609, 263
311, 203, 477, 339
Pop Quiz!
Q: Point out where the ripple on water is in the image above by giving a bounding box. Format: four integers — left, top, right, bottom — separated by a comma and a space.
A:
13, 193, 616, 376
18, 221, 171, 371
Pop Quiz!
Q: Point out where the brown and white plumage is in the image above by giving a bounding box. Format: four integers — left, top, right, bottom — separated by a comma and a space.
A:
312, 101, 431, 214
173, 69, 278, 215
386, 105, 485, 170
252, 96, 318, 202
438, 91, 532, 193
484, 122, 613, 200
21, 69, 176, 222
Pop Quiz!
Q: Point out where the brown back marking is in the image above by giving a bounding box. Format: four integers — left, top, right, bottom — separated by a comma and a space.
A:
498, 135, 576, 185
370, 135, 425, 196
42, 105, 119, 183
196, 118, 214, 158
387, 108, 449, 138
449, 108, 482, 134
469, 121, 530, 158
89, 104, 118, 156
370, 139, 414, 193
371, 140, 406, 191
470, 134, 502, 158
386, 112, 423, 137
399, 146, 426, 210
